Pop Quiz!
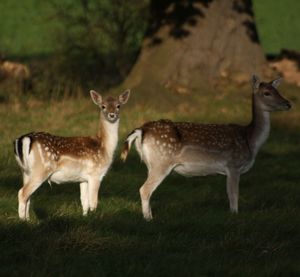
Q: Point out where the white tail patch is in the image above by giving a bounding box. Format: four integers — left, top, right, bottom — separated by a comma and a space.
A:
14, 136, 32, 174
21, 137, 32, 174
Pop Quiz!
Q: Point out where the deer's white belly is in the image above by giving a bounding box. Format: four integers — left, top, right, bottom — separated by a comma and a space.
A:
174, 145, 228, 176
174, 161, 227, 177
49, 168, 87, 184
48, 158, 109, 184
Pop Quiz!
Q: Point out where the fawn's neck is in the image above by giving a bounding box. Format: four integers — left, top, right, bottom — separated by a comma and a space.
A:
247, 93, 270, 157
97, 115, 119, 160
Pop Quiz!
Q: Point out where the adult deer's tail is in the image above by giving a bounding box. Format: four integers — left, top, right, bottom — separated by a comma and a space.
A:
121, 129, 143, 162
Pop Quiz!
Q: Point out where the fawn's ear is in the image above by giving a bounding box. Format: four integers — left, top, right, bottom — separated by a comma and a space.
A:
271, 77, 282, 89
90, 90, 102, 105
251, 74, 260, 92
119, 89, 130, 105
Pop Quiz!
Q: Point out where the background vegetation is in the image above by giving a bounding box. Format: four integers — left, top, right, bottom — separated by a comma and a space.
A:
1, 0, 300, 58
0, 0, 300, 94
0, 0, 299, 276
254, 0, 300, 55
0, 0, 148, 91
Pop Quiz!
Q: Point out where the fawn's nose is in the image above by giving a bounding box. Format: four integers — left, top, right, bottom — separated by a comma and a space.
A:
108, 113, 116, 120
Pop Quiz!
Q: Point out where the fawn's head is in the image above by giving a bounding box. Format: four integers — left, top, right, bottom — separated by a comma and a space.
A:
252, 75, 291, 112
90, 89, 130, 123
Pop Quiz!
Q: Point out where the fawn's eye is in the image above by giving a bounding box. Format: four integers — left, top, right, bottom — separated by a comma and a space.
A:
101, 105, 106, 110
116, 104, 120, 109
263, 92, 271, 97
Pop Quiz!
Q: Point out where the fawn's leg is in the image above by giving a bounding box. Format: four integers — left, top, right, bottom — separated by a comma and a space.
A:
80, 182, 89, 215
18, 173, 45, 220
88, 178, 101, 212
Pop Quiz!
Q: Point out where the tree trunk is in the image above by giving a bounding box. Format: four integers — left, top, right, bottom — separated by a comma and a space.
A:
124, 0, 269, 97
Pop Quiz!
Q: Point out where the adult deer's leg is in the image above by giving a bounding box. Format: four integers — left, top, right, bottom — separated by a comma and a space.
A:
226, 169, 240, 213
140, 165, 173, 221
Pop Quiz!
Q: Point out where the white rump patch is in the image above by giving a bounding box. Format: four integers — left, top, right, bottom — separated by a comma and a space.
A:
22, 137, 32, 173
130, 129, 143, 160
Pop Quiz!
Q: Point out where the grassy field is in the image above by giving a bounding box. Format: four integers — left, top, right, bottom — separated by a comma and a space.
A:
0, 0, 57, 57
1, 0, 300, 57
254, 0, 300, 55
0, 84, 299, 276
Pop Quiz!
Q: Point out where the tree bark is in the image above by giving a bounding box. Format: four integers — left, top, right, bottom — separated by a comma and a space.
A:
124, 0, 269, 96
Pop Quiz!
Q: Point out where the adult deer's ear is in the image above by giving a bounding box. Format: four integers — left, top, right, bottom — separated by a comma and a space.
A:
251, 75, 260, 92
119, 89, 130, 105
90, 90, 102, 105
271, 77, 282, 89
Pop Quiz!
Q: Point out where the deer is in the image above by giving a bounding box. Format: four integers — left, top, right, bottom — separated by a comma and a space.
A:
0, 56, 32, 91
14, 89, 130, 220
121, 75, 291, 220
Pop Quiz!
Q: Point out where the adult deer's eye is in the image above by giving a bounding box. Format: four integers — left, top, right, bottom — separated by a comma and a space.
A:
116, 104, 120, 109
101, 105, 106, 110
263, 92, 271, 97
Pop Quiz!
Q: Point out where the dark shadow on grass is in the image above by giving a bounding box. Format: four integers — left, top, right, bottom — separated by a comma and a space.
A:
0, 175, 20, 192
33, 207, 50, 221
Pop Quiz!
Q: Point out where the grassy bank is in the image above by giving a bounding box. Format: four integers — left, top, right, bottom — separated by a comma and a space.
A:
0, 84, 299, 276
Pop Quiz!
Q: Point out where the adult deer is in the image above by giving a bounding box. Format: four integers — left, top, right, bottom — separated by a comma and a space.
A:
14, 89, 130, 220
121, 76, 291, 220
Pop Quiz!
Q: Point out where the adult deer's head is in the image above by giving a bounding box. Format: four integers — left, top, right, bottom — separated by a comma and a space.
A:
252, 75, 291, 112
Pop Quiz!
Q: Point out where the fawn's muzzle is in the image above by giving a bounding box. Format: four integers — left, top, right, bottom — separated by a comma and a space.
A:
108, 113, 117, 120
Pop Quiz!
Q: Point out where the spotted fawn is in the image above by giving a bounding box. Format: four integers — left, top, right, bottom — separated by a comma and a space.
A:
14, 89, 130, 220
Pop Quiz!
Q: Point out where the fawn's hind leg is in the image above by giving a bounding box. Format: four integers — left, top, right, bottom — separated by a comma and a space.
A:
18, 173, 45, 220
80, 182, 89, 215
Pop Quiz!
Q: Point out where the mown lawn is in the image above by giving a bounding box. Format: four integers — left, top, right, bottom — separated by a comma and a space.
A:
0, 85, 299, 276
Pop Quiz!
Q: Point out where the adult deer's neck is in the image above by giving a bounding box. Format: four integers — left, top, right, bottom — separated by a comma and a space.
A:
247, 93, 270, 157
97, 115, 119, 160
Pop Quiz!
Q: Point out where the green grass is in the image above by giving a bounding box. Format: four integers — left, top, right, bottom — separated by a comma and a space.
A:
1, 0, 300, 58
0, 85, 299, 276
253, 0, 300, 54
0, 0, 58, 57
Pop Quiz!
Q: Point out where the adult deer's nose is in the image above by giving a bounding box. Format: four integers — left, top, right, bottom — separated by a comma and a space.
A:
284, 101, 292, 110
